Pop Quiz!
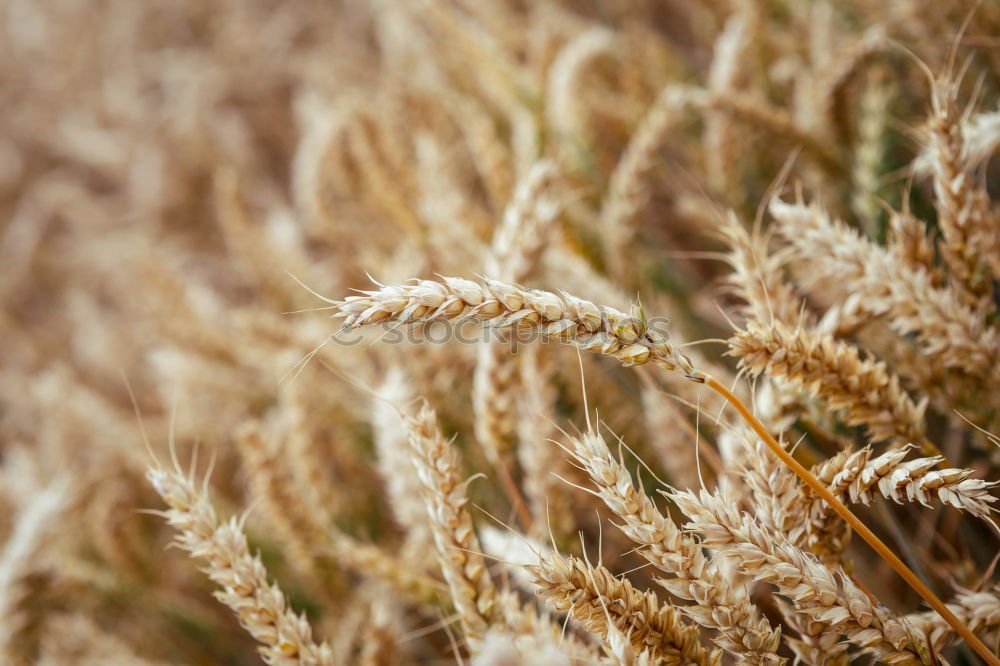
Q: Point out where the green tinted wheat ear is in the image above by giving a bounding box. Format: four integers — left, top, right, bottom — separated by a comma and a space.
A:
147, 464, 333, 666
335, 277, 695, 374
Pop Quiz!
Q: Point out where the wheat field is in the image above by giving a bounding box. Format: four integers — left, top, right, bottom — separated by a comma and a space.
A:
2, 1, 1000, 664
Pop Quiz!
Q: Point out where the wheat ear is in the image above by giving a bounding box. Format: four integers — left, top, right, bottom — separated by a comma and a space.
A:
0, 477, 71, 666
601, 83, 691, 280
405, 402, 498, 650
805, 445, 998, 565
331, 276, 998, 663
729, 320, 930, 450
926, 74, 993, 305
887, 207, 942, 284
770, 197, 999, 383
704, 11, 753, 205
516, 344, 574, 538
147, 463, 333, 666
234, 421, 332, 583
566, 428, 783, 664
236, 419, 439, 606
672, 488, 932, 664
372, 367, 433, 549
905, 585, 1000, 651
335, 277, 695, 374
38, 613, 171, 666
527, 548, 713, 665
716, 209, 805, 328
773, 596, 850, 666
473, 160, 560, 529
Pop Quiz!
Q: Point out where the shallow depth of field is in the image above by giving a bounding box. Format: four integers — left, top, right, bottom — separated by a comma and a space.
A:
2, 1, 1000, 664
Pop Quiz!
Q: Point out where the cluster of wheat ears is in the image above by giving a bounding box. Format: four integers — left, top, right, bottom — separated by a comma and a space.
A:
4, 0, 1000, 664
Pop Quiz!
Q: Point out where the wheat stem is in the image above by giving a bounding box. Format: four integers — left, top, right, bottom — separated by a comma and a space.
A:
702, 374, 1000, 666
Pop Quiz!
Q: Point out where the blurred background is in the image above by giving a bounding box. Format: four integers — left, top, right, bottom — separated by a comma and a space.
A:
1, 1, 999, 664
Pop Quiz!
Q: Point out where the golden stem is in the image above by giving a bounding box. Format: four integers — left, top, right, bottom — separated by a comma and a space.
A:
704, 374, 999, 666
496, 457, 533, 533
